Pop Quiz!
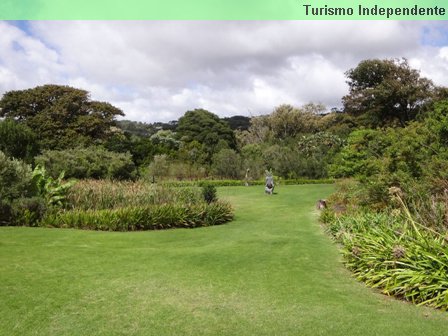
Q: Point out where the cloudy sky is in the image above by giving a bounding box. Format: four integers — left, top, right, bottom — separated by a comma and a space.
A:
0, 21, 447, 122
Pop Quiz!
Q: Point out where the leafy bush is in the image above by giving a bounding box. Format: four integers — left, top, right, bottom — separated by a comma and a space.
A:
0, 151, 39, 225
211, 149, 242, 179
201, 184, 217, 204
0, 150, 34, 201
0, 119, 39, 163
10, 197, 46, 227
41, 201, 233, 231
0, 200, 12, 225
32, 165, 76, 207
0, 152, 78, 226
35, 146, 137, 180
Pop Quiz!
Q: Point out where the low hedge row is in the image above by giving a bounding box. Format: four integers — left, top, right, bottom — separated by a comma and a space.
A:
41, 201, 233, 231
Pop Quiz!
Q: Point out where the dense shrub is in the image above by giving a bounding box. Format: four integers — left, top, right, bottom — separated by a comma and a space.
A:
0, 152, 57, 226
0, 151, 37, 225
35, 146, 137, 180
10, 197, 46, 226
40, 201, 233, 231
0, 200, 12, 225
211, 149, 242, 179
0, 119, 39, 163
0, 150, 34, 201
201, 184, 217, 204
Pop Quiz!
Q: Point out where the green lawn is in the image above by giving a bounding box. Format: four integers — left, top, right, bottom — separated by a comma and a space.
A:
1, 185, 447, 335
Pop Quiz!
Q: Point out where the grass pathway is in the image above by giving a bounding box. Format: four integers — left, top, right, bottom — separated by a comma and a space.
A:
1, 185, 447, 335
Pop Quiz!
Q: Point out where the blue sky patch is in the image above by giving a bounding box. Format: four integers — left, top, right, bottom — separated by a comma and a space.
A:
421, 23, 448, 47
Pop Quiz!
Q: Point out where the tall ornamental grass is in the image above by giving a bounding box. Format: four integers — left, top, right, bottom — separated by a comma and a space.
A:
66, 180, 202, 210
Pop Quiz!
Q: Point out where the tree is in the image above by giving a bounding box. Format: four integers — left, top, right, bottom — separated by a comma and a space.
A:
0, 85, 124, 149
236, 115, 272, 147
268, 104, 319, 140
342, 58, 436, 127
177, 109, 236, 162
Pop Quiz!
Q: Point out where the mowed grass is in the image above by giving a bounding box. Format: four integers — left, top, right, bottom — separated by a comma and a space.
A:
1, 185, 447, 336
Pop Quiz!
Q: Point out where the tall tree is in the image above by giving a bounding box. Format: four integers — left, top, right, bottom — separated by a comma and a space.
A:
0, 85, 124, 149
342, 58, 436, 127
176, 109, 236, 162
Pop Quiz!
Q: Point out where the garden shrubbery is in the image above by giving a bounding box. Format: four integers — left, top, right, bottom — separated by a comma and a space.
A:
41, 201, 233, 231
35, 146, 137, 180
0, 150, 41, 225
43, 179, 233, 231
1, 154, 234, 230
321, 102, 448, 310
322, 173, 448, 310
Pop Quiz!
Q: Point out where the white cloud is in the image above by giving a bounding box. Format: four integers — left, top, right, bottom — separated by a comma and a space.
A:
0, 21, 446, 122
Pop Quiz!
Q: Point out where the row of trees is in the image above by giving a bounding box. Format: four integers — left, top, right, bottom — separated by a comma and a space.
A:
1, 58, 446, 182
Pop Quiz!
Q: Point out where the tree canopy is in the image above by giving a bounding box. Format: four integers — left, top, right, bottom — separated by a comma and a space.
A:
342, 58, 436, 127
176, 109, 237, 162
0, 85, 124, 149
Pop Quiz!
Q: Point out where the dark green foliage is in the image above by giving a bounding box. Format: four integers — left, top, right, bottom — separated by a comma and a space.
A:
0, 151, 34, 202
202, 184, 217, 204
0, 119, 39, 163
10, 197, 46, 227
41, 201, 233, 231
0, 84, 124, 150
0, 151, 36, 225
330, 101, 448, 211
35, 146, 137, 180
0, 200, 12, 225
222, 115, 251, 130
115, 120, 156, 137
177, 109, 237, 162
0, 152, 74, 226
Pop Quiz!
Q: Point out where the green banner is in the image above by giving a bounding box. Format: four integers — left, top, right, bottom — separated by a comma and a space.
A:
1, 0, 447, 19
